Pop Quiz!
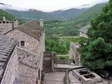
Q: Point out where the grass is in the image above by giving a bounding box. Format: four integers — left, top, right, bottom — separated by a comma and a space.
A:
60, 36, 86, 43
56, 55, 69, 60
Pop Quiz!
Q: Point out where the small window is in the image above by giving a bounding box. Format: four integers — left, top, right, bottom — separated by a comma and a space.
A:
21, 41, 25, 46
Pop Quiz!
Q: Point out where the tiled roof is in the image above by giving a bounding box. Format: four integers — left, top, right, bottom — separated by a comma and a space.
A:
15, 20, 44, 40
0, 35, 17, 81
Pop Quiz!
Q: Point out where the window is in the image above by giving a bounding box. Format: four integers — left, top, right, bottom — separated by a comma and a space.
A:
21, 41, 25, 46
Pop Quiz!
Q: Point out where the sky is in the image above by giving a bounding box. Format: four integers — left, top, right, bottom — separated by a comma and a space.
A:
0, 0, 109, 12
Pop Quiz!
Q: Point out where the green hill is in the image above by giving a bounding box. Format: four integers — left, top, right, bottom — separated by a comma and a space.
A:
0, 9, 16, 20
6, 8, 86, 21
1, 3, 106, 37
45, 3, 106, 37
72, 3, 106, 24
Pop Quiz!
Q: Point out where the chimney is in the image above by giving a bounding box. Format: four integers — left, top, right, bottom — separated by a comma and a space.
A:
14, 20, 19, 27
3, 16, 6, 21
40, 19, 44, 27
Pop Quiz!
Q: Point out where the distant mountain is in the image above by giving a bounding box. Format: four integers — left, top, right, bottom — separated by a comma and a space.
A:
5, 8, 86, 20
71, 3, 106, 24
45, 3, 106, 36
50, 8, 86, 20
4, 3, 105, 21
0, 3, 106, 36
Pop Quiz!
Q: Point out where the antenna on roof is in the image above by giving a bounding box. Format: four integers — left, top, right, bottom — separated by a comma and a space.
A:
3, 16, 6, 21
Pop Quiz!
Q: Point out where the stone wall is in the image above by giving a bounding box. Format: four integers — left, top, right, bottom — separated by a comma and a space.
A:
69, 42, 80, 65
6, 29, 45, 84
43, 52, 56, 72
16, 47, 42, 84
1, 47, 18, 84
6, 30, 45, 84
0, 20, 18, 35
6, 29, 40, 53
0, 22, 13, 34
7, 29, 45, 70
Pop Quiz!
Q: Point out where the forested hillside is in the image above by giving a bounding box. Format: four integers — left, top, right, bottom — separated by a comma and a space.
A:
80, 0, 112, 77
0, 9, 16, 20
1, 3, 106, 37
45, 3, 106, 37
6, 8, 85, 20
72, 3, 106, 24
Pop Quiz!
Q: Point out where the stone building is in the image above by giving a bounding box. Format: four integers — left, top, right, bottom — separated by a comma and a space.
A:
6, 20, 45, 84
80, 25, 90, 38
0, 17, 18, 34
0, 17, 45, 84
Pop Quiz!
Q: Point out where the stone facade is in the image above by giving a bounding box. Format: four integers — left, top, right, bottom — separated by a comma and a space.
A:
0, 18, 44, 84
6, 20, 45, 84
1, 49, 18, 84
6, 29, 40, 53
0, 43, 18, 84
14, 47, 40, 84
69, 42, 80, 65
0, 17, 18, 34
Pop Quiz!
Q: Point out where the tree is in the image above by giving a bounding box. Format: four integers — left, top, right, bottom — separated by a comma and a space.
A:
80, 0, 112, 70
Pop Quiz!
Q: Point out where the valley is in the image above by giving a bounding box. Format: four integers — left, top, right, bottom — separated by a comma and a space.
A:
0, 1, 112, 84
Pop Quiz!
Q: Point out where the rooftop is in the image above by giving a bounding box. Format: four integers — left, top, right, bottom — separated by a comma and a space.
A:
16, 20, 44, 40
0, 35, 17, 82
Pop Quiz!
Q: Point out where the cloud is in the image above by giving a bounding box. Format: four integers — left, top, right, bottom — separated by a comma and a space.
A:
0, 0, 109, 11
0, 3, 6, 5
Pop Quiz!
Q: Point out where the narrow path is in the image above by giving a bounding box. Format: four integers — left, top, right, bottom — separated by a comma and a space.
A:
44, 72, 65, 84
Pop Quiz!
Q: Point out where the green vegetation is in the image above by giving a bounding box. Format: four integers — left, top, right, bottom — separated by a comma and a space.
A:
71, 3, 106, 25
60, 36, 87, 43
44, 4, 106, 37
56, 55, 69, 60
80, 1, 112, 70
45, 37, 70, 54
0, 9, 25, 24
44, 20, 79, 36
5, 3, 105, 37
6, 3, 105, 21
6, 8, 85, 21
0, 9, 16, 20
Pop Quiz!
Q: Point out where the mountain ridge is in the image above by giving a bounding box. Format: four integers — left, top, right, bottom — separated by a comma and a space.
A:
5, 8, 86, 20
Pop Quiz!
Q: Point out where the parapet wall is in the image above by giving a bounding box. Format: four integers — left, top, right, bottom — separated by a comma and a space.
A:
1, 47, 18, 84
15, 47, 40, 84
0, 20, 18, 34
0, 22, 13, 34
